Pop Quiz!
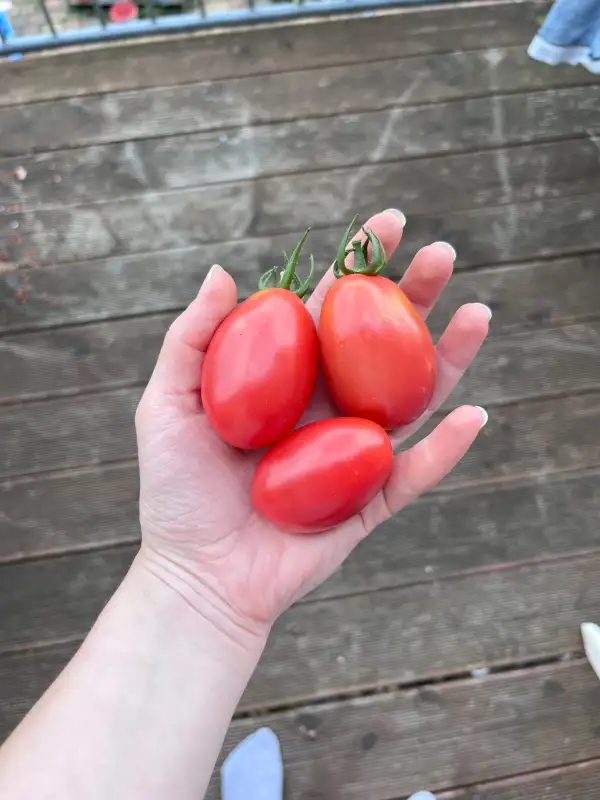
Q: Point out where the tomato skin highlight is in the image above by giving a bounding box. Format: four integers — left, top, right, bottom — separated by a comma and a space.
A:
201, 289, 318, 449
318, 274, 437, 429
251, 417, 393, 533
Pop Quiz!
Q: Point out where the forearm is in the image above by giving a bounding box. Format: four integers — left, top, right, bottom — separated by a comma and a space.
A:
0, 551, 267, 800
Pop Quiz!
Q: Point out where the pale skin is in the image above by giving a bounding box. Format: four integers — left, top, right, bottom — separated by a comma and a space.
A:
0, 210, 490, 799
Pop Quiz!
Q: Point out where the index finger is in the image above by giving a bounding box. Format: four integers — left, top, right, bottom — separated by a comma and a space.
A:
305, 208, 406, 323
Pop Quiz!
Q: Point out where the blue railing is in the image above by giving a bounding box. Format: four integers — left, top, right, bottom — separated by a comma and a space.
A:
0, 0, 445, 57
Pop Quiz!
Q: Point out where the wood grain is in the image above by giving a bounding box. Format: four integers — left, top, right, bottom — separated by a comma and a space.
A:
2, 310, 600, 409
3, 44, 592, 156
1, 0, 551, 107
2, 138, 599, 268
0, 556, 598, 736
0, 388, 140, 479
2, 372, 600, 481
1, 387, 600, 557
2, 407, 600, 572
2, 192, 600, 333
0, 314, 168, 402
2, 86, 598, 201
204, 662, 600, 799
0, 463, 139, 562
436, 761, 600, 800
2, 248, 598, 335
246, 556, 600, 709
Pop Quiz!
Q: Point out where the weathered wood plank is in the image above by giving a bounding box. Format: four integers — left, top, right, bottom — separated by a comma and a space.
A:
2, 248, 598, 335
205, 662, 600, 799
2, 138, 599, 268
3, 44, 591, 156
241, 556, 600, 709
1, 1, 551, 108
2, 195, 599, 330
0, 315, 167, 402
0, 555, 597, 735
2, 309, 600, 410
0, 548, 133, 655
1, 384, 599, 498
0, 388, 140, 479
321, 467, 600, 600
2, 411, 600, 581
429, 254, 600, 335
440, 762, 600, 800
2, 86, 598, 202
0, 463, 139, 562
438, 761, 600, 800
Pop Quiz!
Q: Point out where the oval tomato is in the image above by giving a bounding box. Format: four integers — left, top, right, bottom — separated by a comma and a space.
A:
318, 221, 436, 429
251, 417, 393, 533
202, 288, 318, 449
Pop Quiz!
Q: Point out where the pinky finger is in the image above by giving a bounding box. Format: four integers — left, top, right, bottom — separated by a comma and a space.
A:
383, 405, 487, 519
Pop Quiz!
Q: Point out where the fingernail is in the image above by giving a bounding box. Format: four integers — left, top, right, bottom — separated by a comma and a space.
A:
473, 302, 492, 322
384, 208, 406, 226
581, 622, 600, 681
475, 406, 488, 428
408, 793, 437, 800
431, 241, 456, 261
201, 264, 220, 292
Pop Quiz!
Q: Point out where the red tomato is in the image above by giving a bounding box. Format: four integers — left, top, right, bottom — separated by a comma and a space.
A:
251, 417, 393, 533
202, 288, 318, 449
319, 274, 436, 428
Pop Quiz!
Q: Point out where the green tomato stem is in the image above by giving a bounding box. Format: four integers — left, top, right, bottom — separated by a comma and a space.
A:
334, 216, 388, 279
258, 228, 315, 299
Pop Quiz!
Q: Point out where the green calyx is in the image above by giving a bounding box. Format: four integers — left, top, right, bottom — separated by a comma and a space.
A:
333, 215, 388, 279
258, 228, 315, 299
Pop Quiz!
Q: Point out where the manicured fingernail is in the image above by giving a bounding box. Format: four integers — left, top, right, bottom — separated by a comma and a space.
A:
581, 622, 600, 681
431, 241, 456, 261
201, 264, 221, 292
473, 302, 492, 322
384, 208, 406, 226
475, 406, 488, 428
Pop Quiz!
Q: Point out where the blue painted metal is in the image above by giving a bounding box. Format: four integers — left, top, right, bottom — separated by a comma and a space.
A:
0, 0, 447, 57
0, 7, 23, 58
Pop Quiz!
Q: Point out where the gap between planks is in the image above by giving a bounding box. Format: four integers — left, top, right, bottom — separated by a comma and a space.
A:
2, 248, 599, 336
1, 461, 599, 569
406, 756, 600, 800
2, 382, 600, 482
2, 313, 600, 406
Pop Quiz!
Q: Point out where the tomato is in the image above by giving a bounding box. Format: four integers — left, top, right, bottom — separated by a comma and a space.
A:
201, 232, 318, 449
251, 417, 393, 533
318, 221, 436, 429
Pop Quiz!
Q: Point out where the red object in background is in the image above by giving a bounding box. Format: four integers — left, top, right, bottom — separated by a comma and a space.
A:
109, 0, 138, 22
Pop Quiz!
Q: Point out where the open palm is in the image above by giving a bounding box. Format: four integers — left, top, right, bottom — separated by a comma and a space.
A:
135, 210, 490, 637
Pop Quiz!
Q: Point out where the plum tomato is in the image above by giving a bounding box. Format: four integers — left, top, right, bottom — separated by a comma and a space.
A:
201, 231, 319, 449
251, 417, 393, 533
318, 220, 436, 429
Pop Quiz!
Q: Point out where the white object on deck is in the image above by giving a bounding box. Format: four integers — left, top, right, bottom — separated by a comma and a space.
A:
581, 622, 600, 681
221, 727, 283, 800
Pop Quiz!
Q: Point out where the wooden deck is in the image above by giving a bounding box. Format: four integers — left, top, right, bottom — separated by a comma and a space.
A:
2, 0, 600, 796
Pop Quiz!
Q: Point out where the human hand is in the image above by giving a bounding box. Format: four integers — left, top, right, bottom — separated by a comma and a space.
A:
135, 210, 490, 645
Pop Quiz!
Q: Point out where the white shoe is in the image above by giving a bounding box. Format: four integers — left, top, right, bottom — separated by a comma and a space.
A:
221, 728, 283, 800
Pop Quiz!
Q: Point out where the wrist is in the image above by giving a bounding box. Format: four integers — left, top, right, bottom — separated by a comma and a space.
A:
130, 546, 270, 661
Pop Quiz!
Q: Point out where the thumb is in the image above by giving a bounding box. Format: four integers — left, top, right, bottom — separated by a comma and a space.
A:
145, 264, 237, 400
